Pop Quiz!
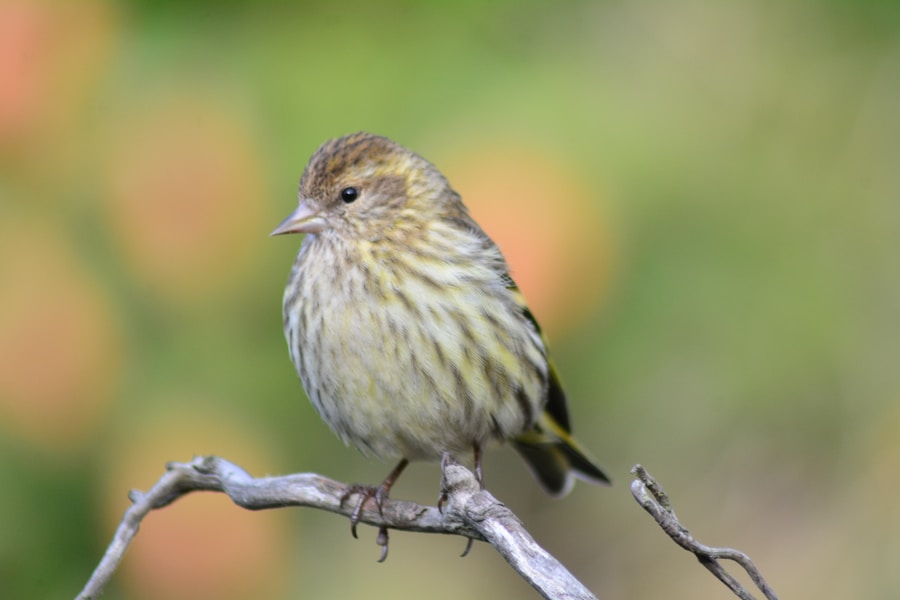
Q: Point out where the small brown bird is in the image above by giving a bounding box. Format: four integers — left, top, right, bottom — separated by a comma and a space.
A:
273, 132, 609, 557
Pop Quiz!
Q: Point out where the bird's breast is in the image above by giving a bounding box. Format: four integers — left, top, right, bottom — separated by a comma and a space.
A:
284, 237, 548, 460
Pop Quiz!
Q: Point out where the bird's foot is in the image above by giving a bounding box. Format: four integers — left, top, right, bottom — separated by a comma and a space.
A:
339, 483, 393, 561
339, 459, 408, 562
438, 448, 484, 558
339, 483, 391, 539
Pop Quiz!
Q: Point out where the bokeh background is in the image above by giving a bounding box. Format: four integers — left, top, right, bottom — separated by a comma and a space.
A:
2, 0, 899, 598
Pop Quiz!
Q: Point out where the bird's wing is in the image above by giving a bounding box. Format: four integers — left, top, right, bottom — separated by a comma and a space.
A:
503, 277, 572, 433
448, 209, 574, 434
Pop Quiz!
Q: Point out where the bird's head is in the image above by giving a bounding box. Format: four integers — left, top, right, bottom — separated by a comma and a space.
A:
271, 132, 455, 241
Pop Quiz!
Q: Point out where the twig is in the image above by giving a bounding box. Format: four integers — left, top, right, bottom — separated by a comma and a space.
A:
77, 455, 597, 600
630, 464, 779, 600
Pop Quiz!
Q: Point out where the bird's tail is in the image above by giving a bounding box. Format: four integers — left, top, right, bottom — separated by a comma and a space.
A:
512, 412, 611, 497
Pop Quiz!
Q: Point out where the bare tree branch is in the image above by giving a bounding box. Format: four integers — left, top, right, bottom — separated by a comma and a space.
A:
630, 464, 779, 600
77, 455, 598, 600
78, 458, 783, 600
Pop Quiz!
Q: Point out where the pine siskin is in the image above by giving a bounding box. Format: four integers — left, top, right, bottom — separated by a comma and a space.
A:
272, 132, 609, 555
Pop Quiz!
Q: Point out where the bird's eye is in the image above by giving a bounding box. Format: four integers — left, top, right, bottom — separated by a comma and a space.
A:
340, 187, 359, 203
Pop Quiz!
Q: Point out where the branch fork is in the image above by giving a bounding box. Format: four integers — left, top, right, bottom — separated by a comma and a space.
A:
630, 465, 779, 600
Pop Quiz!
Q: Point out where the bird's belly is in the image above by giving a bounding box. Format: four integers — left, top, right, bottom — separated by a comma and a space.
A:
293, 286, 547, 461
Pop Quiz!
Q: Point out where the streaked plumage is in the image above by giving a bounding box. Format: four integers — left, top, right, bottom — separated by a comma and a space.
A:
273, 132, 609, 505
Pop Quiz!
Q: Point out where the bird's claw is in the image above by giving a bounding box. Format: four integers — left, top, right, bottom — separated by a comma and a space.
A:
341, 483, 395, 560
338, 460, 408, 560
376, 526, 390, 562
340, 484, 383, 539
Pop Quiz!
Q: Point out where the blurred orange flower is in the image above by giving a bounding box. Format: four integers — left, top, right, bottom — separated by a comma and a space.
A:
103, 96, 267, 306
0, 216, 121, 451
443, 143, 615, 337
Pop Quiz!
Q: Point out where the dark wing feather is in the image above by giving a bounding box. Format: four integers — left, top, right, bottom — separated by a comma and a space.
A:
504, 278, 572, 433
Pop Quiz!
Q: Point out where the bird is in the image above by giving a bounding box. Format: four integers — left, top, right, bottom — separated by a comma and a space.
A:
272, 132, 609, 559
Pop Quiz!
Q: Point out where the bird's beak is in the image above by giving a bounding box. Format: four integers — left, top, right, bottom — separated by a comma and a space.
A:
270, 199, 326, 236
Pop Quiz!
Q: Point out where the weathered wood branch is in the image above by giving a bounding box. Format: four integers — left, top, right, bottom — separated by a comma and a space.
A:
76, 455, 598, 600
630, 465, 779, 600
77, 458, 780, 600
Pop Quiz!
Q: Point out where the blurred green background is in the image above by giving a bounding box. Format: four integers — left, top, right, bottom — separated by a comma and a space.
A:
2, 0, 899, 598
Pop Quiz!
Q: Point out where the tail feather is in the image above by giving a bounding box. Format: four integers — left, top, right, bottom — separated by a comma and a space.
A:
511, 438, 572, 496
512, 413, 611, 497
504, 279, 609, 495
